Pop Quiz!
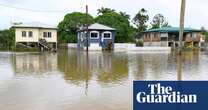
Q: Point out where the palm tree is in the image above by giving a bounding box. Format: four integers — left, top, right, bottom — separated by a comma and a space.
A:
119, 11, 130, 20
97, 7, 115, 15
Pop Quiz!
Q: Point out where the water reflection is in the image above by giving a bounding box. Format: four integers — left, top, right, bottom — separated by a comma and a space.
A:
0, 53, 14, 80
57, 50, 91, 85
9, 50, 203, 82
12, 53, 58, 75
57, 50, 128, 86
179, 51, 201, 80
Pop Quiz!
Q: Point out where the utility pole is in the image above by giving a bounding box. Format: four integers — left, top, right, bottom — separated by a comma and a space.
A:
85, 5, 89, 96
178, 0, 186, 54
86, 5, 89, 52
177, 0, 186, 81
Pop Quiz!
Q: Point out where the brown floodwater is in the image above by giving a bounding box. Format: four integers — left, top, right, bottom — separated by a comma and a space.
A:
0, 49, 208, 110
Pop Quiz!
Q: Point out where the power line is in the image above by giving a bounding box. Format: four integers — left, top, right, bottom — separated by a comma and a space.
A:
0, 3, 69, 13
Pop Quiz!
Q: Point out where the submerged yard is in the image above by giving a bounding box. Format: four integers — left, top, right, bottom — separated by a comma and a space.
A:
0, 49, 208, 110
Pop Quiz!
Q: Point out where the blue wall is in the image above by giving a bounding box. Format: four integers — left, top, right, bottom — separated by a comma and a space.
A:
77, 30, 115, 50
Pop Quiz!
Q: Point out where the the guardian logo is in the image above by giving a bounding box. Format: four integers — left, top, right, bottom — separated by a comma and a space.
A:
136, 83, 197, 104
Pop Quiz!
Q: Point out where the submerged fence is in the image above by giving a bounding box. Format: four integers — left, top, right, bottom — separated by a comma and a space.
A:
68, 43, 171, 53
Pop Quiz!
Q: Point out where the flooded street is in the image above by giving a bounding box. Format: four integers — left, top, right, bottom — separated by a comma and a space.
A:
0, 49, 208, 110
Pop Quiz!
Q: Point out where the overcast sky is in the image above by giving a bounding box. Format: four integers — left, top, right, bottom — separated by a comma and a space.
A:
0, 0, 208, 29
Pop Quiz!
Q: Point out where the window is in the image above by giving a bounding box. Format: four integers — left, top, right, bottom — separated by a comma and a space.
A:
192, 33, 197, 38
90, 31, 99, 39
148, 34, 151, 39
48, 32, 52, 38
103, 33, 111, 39
161, 37, 168, 41
29, 31, 33, 37
154, 33, 157, 38
43, 32, 52, 38
22, 31, 26, 37
43, 32, 47, 37
102, 32, 112, 39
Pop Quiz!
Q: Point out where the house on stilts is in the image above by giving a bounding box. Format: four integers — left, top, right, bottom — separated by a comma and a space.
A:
13, 22, 58, 51
143, 27, 205, 48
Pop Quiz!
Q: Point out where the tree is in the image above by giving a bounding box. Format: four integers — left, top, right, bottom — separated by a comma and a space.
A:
95, 11, 133, 43
58, 12, 94, 43
151, 14, 170, 29
201, 27, 208, 42
97, 7, 115, 15
119, 11, 130, 20
132, 8, 149, 33
201, 26, 206, 35
0, 28, 15, 49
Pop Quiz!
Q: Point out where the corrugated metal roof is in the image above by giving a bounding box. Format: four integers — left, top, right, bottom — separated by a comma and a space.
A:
145, 27, 201, 33
79, 23, 115, 31
89, 23, 115, 30
12, 22, 57, 29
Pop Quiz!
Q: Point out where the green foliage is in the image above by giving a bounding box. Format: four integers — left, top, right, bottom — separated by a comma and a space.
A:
95, 10, 133, 43
97, 7, 115, 15
135, 40, 143, 47
184, 42, 194, 49
151, 14, 170, 29
200, 27, 208, 42
132, 8, 149, 33
128, 26, 138, 42
204, 32, 208, 42
119, 11, 130, 20
58, 12, 94, 43
0, 28, 15, 50
201, 26, 206, 34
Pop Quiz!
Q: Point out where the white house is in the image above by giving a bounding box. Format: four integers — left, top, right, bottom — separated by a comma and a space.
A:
13, 22, 58, 50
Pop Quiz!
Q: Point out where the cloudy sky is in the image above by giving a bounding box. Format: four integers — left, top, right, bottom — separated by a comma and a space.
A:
0, 0, 208, 29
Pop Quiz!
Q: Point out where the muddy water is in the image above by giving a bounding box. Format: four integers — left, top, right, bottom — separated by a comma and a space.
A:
0, 50, 208, 110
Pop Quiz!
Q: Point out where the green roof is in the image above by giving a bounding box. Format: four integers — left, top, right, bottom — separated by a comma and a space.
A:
145, 27, 201, 33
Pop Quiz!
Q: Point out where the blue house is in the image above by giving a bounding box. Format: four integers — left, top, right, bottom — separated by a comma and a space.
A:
77, 23, 116, 50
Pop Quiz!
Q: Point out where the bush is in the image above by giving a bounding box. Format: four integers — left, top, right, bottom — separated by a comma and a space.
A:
135, 40, 143, 47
